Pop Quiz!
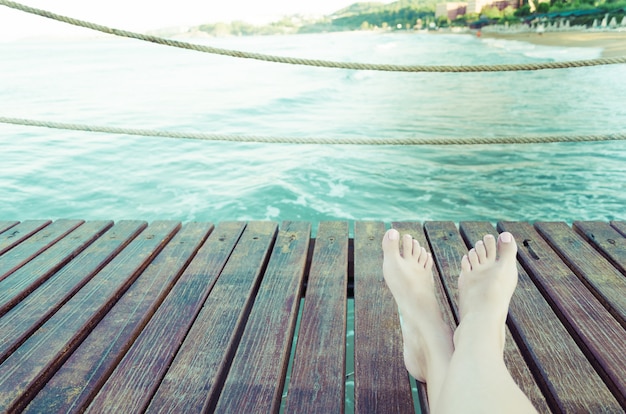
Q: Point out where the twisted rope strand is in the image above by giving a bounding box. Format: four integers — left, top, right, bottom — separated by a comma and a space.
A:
2, 116, 625, 145
1, 0, 625, 72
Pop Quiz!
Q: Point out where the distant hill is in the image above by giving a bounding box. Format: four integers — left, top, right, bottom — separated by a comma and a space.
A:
193, 1, 437, 36
333, 0, 439, 16
326, 0, 437, 30
332, 2, 389, 18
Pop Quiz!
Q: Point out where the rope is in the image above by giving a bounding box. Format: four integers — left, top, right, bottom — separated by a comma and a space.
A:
2, 116, 625, 145
2, 0, 625, 72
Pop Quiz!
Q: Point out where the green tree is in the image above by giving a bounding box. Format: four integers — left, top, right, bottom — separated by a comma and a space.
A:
452, 14, 467, 25
482, 5, 504, 18
537, 2, 550, 12
514, 5, 532, 16
437, 15, 451, 26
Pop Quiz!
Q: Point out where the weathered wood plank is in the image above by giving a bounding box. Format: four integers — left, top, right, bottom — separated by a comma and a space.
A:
284, 221, 349, 414
0, 222, 19, 236
81, 222, 254, 412
0, 220, 50, 257
0, 220, 126, 363
131, 221, 276, 413
424, 221, 549, 413
611, 221, 626, 237
499, 222, 626, 409
461, 221, 618, 413
0, 221, 178, 412
422, 222, 465, 320
24, 222, 212, 413
213, 221, 311, 413
536, 222, 626, 329
573, 221, 626, 276
0, 220, 79, 281
353, 221, 415, 413
0, 221, 113, 318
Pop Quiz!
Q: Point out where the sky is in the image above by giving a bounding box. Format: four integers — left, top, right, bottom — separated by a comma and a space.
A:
0, 0, 394, 40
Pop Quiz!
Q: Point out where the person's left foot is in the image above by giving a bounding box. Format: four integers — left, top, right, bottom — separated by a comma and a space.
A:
382, 229, 453, 393
455, 232, 518, 355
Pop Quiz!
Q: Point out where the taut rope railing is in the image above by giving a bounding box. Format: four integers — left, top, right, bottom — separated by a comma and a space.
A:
2, 2, 625, 144
1, 0, 625, 72
2, 116, 625, 145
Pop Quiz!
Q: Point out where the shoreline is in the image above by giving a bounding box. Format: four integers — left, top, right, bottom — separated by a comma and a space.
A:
478, 30, 626, 58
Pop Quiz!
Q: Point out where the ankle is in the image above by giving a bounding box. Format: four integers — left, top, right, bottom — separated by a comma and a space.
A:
453, 313, 505, 355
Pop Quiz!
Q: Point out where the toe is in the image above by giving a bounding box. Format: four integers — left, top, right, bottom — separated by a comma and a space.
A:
461, 254, 471, 272
412, 239, 421, 260
425, 252, 433, 270
382, 229, 401, 257
475, 240, 487, 262
418, 246, 428, 265
402, 234, 413, 257
468, 248, 480, 268
484, 234, 497, 260
497, 232, 518, 263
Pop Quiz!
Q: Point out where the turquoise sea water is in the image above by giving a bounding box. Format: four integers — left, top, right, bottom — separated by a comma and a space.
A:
1, 31, 626, 224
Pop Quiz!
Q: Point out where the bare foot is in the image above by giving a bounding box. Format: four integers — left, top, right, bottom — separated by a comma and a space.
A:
382, 229, 453, 402
437, 234, 538, 413
455, 232, 518, 354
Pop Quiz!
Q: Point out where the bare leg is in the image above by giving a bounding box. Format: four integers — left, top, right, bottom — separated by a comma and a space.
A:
434, 232, 537, 414
382, 229, 454, 407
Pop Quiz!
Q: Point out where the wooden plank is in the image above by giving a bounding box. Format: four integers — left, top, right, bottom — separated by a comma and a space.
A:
0, 221, 113, 318
421, 222, 465, 320
284, 221, 349, 414
535, 222, 626, 328
24, 222, 213, 413
424, 221, 549, 413
79, 221, 246, 412
143, 221, 277, 413
499, 221, 626, 409
573, 221, 626, 276
391, 221, 459, 414
353, 221, 414, 413
212, 221, 311, 413
0, 220, 144, 363
0, 220, 78, 280
611, 221, 626, 237
0, 220, 50, 257
0, 221, 179, 413
0, 220, 127, 363
0, 222, 19, 235
460, 221, 619, 413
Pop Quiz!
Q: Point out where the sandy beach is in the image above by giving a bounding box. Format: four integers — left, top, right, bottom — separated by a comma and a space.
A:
480, 30, 626, 58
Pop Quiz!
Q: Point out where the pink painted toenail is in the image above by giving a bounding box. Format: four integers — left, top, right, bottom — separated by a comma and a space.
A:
500, 232, 512, 243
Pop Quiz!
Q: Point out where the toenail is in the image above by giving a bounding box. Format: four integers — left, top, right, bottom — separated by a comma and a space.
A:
388, 229, 399, 240
500, 232, 512, 243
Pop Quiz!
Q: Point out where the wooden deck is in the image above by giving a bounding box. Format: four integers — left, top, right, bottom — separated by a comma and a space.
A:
0, 219, 624, 413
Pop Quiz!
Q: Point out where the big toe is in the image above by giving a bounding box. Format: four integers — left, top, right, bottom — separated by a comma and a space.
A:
497, 232, 518, 263
382, 229, 401, 257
